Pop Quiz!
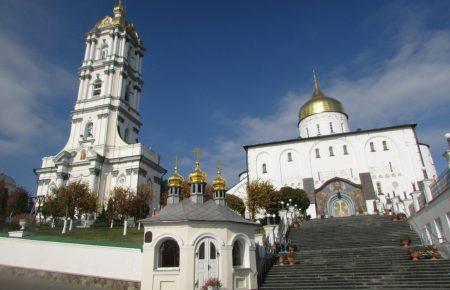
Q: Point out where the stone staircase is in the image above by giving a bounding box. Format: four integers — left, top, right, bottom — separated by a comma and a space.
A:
260, 215, 450, 289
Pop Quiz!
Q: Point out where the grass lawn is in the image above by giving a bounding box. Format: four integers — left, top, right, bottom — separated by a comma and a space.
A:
1, 225, 144, 249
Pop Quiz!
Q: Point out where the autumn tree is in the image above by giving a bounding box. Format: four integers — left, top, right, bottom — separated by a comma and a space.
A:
277, 186, 310, 213
129, 184, 153, 221
226, 194, 245, 216
7, 187, 30, 216
247, 180, 280, 218
78, 190, 99, 219
0, 181, 7, 224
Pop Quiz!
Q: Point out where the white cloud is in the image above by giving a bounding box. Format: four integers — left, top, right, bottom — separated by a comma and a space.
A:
0, 30, 74, 156
214, 17, 450, 185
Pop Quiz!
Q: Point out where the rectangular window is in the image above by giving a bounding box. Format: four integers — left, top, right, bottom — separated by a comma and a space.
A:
93, 81, 102, 96
287, 152, 293, 162
306, 128, 310, 137
329, 122, 334, 133
376, 182, 382, 195
383, 140, 388, 151
316, 124, 321, 135
389, 162, 393, 173
315, 148, 320, 158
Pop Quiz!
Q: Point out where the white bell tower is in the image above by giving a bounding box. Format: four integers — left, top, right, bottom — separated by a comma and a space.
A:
35, 1, 166, 208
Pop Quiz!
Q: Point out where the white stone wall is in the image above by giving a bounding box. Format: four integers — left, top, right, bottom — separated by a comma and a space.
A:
0, 238, 142, 282
420, 144, 438, 179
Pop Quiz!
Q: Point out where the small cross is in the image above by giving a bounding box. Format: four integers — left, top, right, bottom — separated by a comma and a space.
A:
217, 160, 222, 174
174, 155, 179, 170
193, 147, 201, 163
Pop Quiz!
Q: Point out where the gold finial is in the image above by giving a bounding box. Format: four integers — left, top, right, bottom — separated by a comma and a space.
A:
168, 154, 184, 188
189, 148, 207, 183
313, 69, 319, 92
174, 155, 179, 171
193, 147, 201, 163
113, 0, 126, 17
212, 160, 226, 191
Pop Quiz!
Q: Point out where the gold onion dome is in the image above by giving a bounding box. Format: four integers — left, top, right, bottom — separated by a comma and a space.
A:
299, 72, 346, 121
189, 161, 207, 184
212, 162, 227, 191
168, 156, 184, 188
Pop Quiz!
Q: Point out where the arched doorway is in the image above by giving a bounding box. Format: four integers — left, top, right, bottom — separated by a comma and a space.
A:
327, 192, 355, 217
195, 238, 219, 289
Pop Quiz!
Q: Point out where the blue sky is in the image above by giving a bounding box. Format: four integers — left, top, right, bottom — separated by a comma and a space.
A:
0, 0, 449, 193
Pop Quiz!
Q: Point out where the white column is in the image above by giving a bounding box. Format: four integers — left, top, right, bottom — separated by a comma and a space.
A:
112, 32, 118, 56
89, 168, 99, 192
402, 199, 413, 217
83, 41, 91, 61
263, 225, 277, 245
422, 179, 433, 203
412, 191, 421, 212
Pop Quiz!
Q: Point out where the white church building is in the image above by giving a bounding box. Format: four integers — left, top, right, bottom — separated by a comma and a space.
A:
34, 3, 166, 207
228, 74, 437, 219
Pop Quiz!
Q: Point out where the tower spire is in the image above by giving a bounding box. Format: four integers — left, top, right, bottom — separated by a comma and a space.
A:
312, 69, 323, 98
113, 0, 125, 17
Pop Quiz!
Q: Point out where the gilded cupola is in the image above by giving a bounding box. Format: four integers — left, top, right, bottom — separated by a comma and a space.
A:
189, 148, 207, 184
212, 161, 227, 191
168, 156, 184, 188
299, 72, 346, 121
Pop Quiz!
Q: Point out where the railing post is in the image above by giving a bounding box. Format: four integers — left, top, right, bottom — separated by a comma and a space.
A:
411, 191, 421, 212
422, 179, 433, 203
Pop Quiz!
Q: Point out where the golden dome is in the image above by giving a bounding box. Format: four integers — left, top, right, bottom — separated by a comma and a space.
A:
189, 161, 207, 184
299, 72, 345, 121
168, 156, 184, 188
212, 162, 227, 191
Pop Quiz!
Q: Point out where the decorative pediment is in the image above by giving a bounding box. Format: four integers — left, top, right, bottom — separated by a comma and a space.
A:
53, 150, 76, 165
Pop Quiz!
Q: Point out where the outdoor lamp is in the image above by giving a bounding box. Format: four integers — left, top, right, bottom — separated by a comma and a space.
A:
266, 213, 271, 225
280, 201, 284, 209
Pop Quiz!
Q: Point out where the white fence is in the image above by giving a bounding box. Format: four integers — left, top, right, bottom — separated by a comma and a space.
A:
0, 238, 142, 282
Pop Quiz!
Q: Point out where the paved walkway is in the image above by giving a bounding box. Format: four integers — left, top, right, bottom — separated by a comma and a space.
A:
0, 273, 100, 290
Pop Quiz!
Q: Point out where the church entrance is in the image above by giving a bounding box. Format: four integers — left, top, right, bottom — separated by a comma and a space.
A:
195, 238, 219, 289
315, 178, 364, 218
331, 199, 351, 217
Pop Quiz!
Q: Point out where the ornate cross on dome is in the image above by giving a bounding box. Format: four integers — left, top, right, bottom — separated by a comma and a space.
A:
217, 160, 222, 175
174, 155, 179, 171
193, 147, 201, 163
313, 69, 319, 92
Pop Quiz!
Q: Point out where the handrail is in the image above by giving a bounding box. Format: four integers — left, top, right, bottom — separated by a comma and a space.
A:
409, 218, 449, 245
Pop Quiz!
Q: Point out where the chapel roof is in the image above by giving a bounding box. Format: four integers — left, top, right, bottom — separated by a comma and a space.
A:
141, 198, 257, 225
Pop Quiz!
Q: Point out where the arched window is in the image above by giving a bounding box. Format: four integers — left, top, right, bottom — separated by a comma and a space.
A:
382, 140, 388, 151
144, 231, 153, 243
85, 122, 93, 138
124, 85, 131, 102
315, 148, 320, 158
329, 146, 334, 156
100, 40, 108, 60
369, 142, 375, 152
262, 163, 267, 174
92, 78, 102, 96
158, 239, 179, 268
287, 152, 292, 162
232, 240, 243, 266
124, 128, 130, 142
343, 145, 348, 155
316, 124, 321, 135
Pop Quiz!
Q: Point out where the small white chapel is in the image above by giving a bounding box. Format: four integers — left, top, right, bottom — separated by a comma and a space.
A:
141, 157, 259, 290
